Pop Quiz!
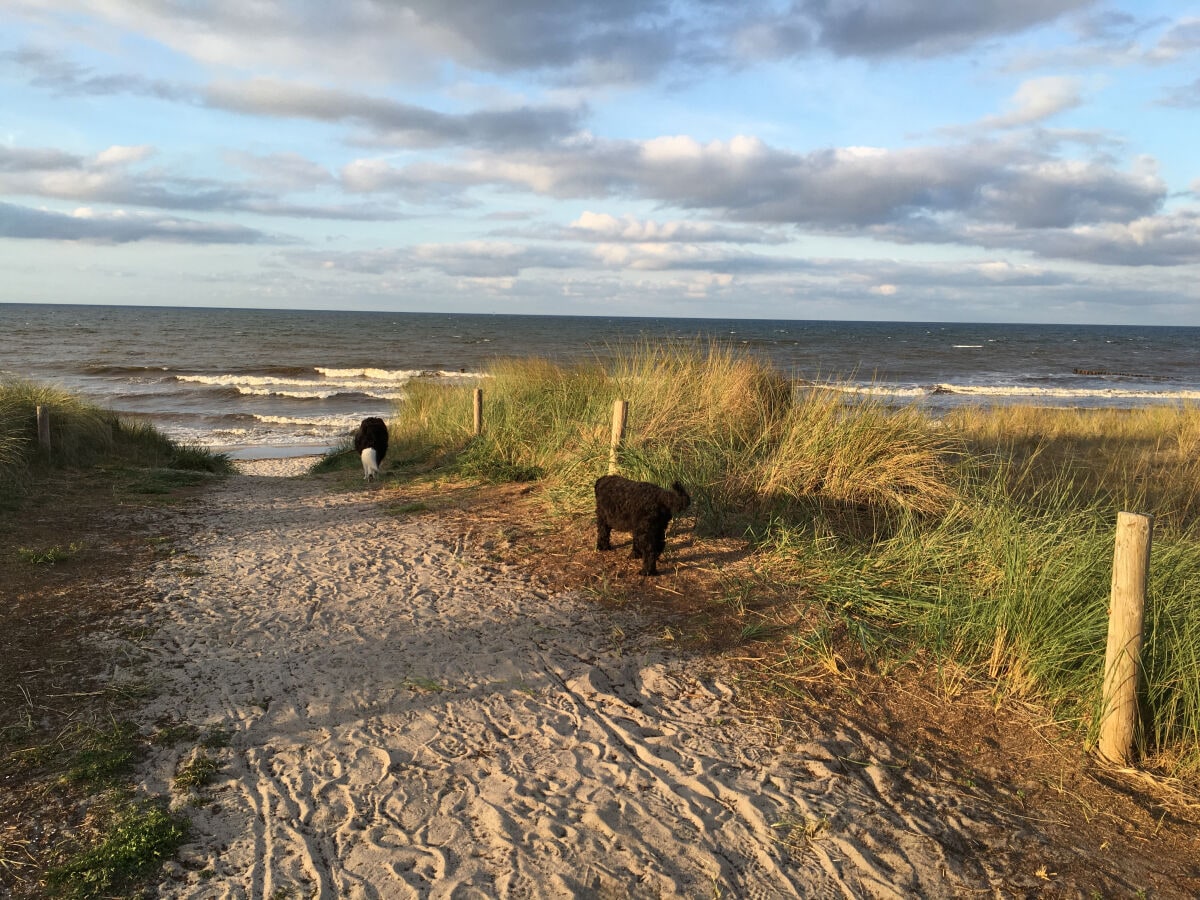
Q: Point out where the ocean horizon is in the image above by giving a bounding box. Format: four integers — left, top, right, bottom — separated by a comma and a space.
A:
4, 302, 1199, 459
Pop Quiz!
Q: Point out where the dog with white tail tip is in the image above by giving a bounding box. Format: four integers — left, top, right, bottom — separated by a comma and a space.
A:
353, 417, 389, 481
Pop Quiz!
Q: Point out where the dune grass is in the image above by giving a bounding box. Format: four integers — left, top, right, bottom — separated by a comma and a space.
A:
0, 379, 231, 502
945, 403, 1200, 536
386, 342, 1200, 777
391, 343, 957, 523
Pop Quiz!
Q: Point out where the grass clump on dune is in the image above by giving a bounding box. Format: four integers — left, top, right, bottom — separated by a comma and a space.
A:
946, 404, 1200, 535
391, 342, 955, 526
0, 379, 231, 502
387, 343, 1200, 777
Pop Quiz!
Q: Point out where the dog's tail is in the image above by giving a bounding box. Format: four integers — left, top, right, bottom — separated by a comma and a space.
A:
668, 481, 691, 513
361, 447, 381, 481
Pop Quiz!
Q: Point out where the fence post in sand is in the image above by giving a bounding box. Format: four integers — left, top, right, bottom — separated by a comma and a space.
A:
473, 388, 484, 436
608, 399, 628, 474
36, 405, 51, 453
1098, 511, 1152, 767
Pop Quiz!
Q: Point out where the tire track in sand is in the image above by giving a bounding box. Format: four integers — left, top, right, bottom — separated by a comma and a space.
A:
122, 469, 1025, 898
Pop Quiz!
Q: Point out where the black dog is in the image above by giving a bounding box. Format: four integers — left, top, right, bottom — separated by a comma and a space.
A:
353, 417, 389, 481
594, 474, 691, 576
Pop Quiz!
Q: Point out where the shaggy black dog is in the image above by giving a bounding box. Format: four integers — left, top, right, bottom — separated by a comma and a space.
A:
594, 474, 691, 576
353, 416, 389, 481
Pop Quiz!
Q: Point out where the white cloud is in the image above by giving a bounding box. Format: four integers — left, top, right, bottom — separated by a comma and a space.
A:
9, 0, 1099, 88
342, 134, 1181, 266
566, 211, 784, 244
1147, 17, 1200, 62
93, 144, 154, 167
980, 77, 1083, 129
0, 200, 274, 243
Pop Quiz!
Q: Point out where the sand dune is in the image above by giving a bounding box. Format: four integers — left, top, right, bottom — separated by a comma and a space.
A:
119, 464, 1028, 898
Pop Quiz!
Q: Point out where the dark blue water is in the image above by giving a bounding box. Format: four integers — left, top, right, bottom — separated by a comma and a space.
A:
3, 304, 1198, 457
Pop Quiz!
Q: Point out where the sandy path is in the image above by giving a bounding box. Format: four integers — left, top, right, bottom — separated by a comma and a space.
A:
122, 464, 1022, 899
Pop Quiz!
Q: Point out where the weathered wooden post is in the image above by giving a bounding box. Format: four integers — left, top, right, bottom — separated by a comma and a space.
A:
36, 405, 51, 452
1098, 511, 1152, 766
608, 399, 627, 475
473, 388, 484, 436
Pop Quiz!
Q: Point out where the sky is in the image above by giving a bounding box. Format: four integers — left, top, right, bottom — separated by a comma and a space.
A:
2, 1, 1199, 324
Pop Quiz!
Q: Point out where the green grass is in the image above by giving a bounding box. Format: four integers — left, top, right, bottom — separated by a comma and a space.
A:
10, 720, 142, 785
0, 379, 232, 500
3, 715, 189, 897
47, 800, 189, 899
175, 751, 221, 792
385, 342, 1200, 777
392, 343, 955, 526
16, 542, 83, 565
65, 721, 140, 785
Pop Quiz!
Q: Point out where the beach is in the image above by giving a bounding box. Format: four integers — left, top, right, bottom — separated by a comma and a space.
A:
109, 460, 1049, 898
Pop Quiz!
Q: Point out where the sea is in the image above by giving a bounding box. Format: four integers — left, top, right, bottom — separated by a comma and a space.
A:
3, 303, 1198, 460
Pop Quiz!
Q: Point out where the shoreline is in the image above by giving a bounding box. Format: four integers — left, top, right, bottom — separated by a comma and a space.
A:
230, 455, 322, 478
219, 442, 338, 461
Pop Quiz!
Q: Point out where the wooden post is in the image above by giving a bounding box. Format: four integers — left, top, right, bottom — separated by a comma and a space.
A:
472, 388, 483, 436
1098, 511, 1152, 766
36, 405, 51, 452
608, 399, 627, 474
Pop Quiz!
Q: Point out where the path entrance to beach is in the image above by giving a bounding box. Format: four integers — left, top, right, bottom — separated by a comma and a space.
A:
127, 466, 1014, 898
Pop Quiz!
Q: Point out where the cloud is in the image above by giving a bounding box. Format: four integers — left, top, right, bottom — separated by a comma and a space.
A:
8, 124, 1186, 266
0, 141, 404, 222
223, 151, 334, 191
9, 0, 700, 84
962, 212, 1200, 266
340, 132, 1198, 266
0, 144, 82, 172
563, 211, 787, 244
0, 201, 274, 243
288, 234, 1090, 288
203, 78, 584, 148
1160, 76, 1200, 107
352, 133, 1164, 230
5, 46, 584, 149
588, 241, 797, 272
0, 45, 192, 100
970, 159, 1161, 228
797, 0, 1094, 59
93, 145, 155, 167
411, 241, 586, 277
0, 151, 260, 213
1147, 17, 1200, 61
870, 209, 1200, 266
978, 77, 1083, 129
10, 0, 1103, 89
290, 240, 589, 278
1005, 12, 1197, 71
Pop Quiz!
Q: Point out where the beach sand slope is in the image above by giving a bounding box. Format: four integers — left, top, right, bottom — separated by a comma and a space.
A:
121, 463, 1023, 898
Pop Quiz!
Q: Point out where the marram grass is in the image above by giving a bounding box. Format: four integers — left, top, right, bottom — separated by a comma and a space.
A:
0, 379, 232, 497
390, 344, 1200, 776
946, 403, 1200, 535
393, 343, 954, 521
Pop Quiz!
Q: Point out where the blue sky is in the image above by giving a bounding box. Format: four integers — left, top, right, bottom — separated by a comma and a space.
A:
2, 1, 1198, 324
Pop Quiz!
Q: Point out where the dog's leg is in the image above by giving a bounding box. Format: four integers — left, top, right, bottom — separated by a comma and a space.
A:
634, 525, 658, 575
596, 516, 613, 551
361, 447, 379, 481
